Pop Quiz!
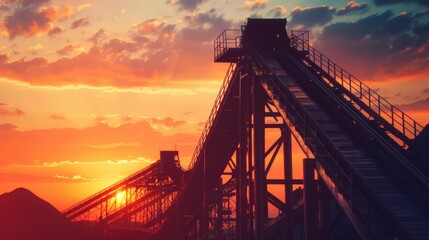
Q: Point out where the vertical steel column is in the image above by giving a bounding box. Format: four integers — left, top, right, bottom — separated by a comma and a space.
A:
216, 177, 223, 237
253, 79, 267, 240
247, 70, 255, 239
237, 66, 249, 240
202, 148, 209, 240
304, 158, 316, 240
283, 125, 294, 239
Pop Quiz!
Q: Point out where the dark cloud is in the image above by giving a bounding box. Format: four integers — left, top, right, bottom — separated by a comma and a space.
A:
102, 39, 139, 57
0, 103, 25, 117
314, 11, 429, 80
0, 5, 9, 11
414, 10, 429, 19
336, 1, 369, 16
70, 18, 89, 29
289, 5, 336, 28
168, 0, 207, 11
49, 114, 66, 121
0, 123, 18, 131
0, 54, 7, 63
88, 28, 105, 45
248, 13, 262, 18
19, 0, 49, 7
397, 97, 429, 111
56, 45, 79, 56
373, 0, 429, 6
48, 26, 63, 36
1, 0, 73, 39
183, 111, 194, 115
4, 7, 52, 39
422, 88, 429, 94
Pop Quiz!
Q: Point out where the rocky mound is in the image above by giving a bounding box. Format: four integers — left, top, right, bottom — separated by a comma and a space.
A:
0, 188, 104, 240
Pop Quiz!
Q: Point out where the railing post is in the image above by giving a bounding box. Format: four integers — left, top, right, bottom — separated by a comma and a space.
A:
414, 121, 417, 138
368, 88, 371, 109
378, 95, 381, 115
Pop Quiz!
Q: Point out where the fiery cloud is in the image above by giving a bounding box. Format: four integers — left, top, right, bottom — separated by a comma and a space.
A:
241, 0, 268, 10
337, 1, 369, 16
0, 10, 233, 87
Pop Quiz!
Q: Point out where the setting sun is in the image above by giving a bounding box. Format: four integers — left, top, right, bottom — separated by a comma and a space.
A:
115, 191, 126, 204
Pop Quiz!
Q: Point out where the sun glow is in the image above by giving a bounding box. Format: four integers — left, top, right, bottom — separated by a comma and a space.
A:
115, 191, 126, 203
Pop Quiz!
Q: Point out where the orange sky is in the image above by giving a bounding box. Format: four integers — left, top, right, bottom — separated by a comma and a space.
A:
0, 0, 428, 210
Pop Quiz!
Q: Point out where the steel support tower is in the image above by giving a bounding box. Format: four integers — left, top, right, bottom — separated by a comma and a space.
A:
65, 18, 429, 240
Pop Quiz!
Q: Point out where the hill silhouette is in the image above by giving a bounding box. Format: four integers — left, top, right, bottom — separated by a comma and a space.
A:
0, 188, 104, 240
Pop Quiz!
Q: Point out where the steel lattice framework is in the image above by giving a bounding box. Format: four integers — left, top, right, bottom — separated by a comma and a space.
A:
64, 18, 429, 240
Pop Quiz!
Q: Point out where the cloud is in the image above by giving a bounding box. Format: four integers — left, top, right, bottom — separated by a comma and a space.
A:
0, 9, 233, 88
48, 26, 63, 36
372, 0, 429, 6
56, 45, 83, 56
314, 10, 429, 80
49, 114, 66, 121
52, 174, 99, 182
76, 3, 91, 11
150, 117, 186, 128
88, 28, 105, 45
0, 123, 18, 131
28, 43, 43, 52
241, 0, 268, 10
183, 111, 194, 115
0, 5, 9, 11
70, 17, 89, 29
268, 5, 287, 18
0, 103, 25, 117
11, 0, 50, 8
1, 1, 74, 39
0, 172, 59, 183
396, 97, 429, 111
336, 1, 369, 16
289, 5, 336, 28
168, 0, 207, 11
121, 115, 133, 123
0, 172, 101, 184
0, 120, 198, 167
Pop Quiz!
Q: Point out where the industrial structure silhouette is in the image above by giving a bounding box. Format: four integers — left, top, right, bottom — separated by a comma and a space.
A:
63, 18, 429, 240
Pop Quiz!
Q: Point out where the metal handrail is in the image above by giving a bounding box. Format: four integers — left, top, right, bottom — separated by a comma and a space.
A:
214, 29, 242, 61
188, 62, 238, 170
290, 31, 423, 147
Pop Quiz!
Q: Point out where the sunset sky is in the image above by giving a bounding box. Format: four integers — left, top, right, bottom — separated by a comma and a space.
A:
0, 0, 428, 211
